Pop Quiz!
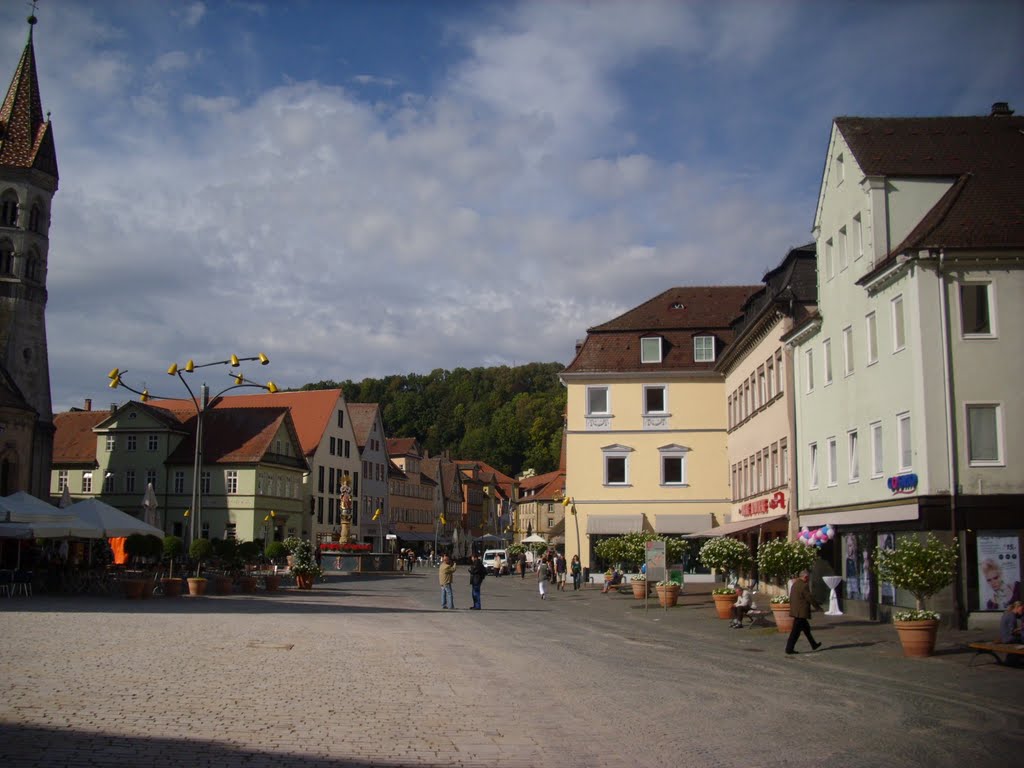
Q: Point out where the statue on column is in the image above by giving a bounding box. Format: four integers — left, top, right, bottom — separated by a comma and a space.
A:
339, 474, 353, 543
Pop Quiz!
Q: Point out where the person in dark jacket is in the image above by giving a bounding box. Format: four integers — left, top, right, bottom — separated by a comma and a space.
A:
786, 570, 822, 655
468, 554, 487, 610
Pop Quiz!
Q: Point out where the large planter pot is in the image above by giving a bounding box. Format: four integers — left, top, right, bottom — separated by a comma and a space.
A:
712, 593, 735, 619
264, 574, 281, 592
894, 619, 939, 658
656, 584, 680, 608
186, 577, 208, 596
213, 575, 233, 595
237, 576, 257, 594
631, 581, 648, 599
161, 577, 183, 597
294, 573, 315, 590
122, 578, 146, 599
770, 603, 795, 633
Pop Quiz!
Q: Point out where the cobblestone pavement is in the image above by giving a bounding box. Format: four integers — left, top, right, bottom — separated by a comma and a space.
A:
1, 570, 1022, 768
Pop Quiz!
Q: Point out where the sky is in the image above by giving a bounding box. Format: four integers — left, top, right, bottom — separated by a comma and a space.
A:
2, 0, 1021, 414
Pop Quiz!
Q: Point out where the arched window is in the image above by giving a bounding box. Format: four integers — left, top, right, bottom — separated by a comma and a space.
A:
28, 201, 45, 234
0, 240, 13, 274
0, 191, 18, 227
25, 248, 40, 282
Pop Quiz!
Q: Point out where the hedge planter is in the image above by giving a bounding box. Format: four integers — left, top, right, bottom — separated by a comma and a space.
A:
712, 593, 735, 619
770, 603, 794, 634
893, 619, 940, 658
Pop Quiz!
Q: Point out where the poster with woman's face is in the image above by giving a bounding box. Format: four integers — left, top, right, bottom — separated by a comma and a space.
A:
844, 534, 861, 600
978, 533, 1020, 611
878, 533, 896, 605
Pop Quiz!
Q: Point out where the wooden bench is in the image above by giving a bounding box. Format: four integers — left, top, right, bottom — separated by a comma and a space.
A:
967, 641, 1024, 666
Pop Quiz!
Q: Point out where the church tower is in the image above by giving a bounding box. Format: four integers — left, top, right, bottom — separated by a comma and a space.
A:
0, 13, 58, 497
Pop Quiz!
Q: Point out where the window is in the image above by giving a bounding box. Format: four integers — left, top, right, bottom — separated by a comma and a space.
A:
330, 437, 336, 456
28, 202, 42, 233
825, 238, 834, 280
226, 470, 238, 494
892, 295, 905, 351
148, 434, 158, 452
146, 470, 157, 491
643, 385, 666, 414
224, 523, 237, 541
808, 443, 818, 488
0, 239, 12, 274
960, 283, 994, 336
82, 472, 92, 493
838, 226, 848, 272
602, 445, 632, 486
201, 522, 210, 540
827, 437, 838, 486
318, 466, 325, 493
105, 434, 115, 452
25, 254, 40, 282
897, 412, 912, 471
870, 421, 883, 477
835, 152, 844, 184
758, 366, 766, 404
586, 386, 609, 415
125, 470, 136, 494
966, 404, 1003, 465
659, 445, 689, 486
775, 350, 784, 394
823, 339, 833, 385
337, 410, 344, 428
853, 214, 863, 260
866, 312, 878, 365
201, 471, 211, 494
771, 443, 779, 487
345, 440, 351, 459
104, 472, 116, 493
0, 192, 18, 227
843, 326, 854, 376
848, 430, 859, 482
694, 336, 715, 362
805, 348, 815, 392
766, 357, 775, 399
126, 435, 137, 451
641, 336, 663, 363
58, 470, 68, 491
780, 439, 788, 484
173, 471, 185, 494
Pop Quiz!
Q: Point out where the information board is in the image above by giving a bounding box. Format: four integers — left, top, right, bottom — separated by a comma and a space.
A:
645, 540, 666, 583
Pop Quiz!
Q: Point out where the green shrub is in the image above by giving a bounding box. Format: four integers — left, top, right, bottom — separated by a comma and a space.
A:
874, 534, 958, 617
189, 538, 213, 577
757, 538, 817, 585
265, 541, 288, 562
698, 537, 752, 581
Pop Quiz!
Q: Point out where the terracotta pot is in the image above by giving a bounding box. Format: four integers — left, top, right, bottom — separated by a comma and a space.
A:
161, 577, 183, 597
213, 575, 233, 595
770, 603, 794, 633
656, 584, 680, 607
294, 573, 314, 590
894, 618, 939, 657
238, 576, 257, 594
186, 577, 207, 596
712, 593, 735, 619
632, 581, 648, 599
264, 574, 281, 592
122, 578, 145, 599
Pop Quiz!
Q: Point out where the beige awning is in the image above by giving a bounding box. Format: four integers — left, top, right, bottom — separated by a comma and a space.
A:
685, 513, 787, 538
652, 513, 713, 534
586, 514, 645, 535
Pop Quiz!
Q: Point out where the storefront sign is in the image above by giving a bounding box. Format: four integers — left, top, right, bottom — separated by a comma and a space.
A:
740, 491, 786, 518
887, 473, 918, 494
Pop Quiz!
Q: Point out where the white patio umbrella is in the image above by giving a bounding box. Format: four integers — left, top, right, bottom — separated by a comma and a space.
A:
70, 498, 164, 538
522, 533, 547, 544
58, 486, 72, 508
141, 483, 160, 529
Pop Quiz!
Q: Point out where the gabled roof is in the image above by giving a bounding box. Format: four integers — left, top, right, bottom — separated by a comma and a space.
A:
52, 410, 109, 464
454, 460, 515, 497
0, 20, 57, 178
518, 469, 566, 502
165, 407, 304, 466
563, 285, 761, 375
387, 437, 419, 458
835, 113, 1024, 257
347, 403, 382, 449
149, 389, 342, 459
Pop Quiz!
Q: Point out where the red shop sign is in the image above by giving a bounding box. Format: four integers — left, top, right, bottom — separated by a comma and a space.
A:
740, 491, 786, 518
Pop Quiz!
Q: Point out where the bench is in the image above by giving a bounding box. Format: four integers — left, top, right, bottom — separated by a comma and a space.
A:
741, 607, 772, 628
967, 641, 1024, 666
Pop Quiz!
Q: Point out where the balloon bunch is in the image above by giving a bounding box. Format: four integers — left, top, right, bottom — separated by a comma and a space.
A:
798, 525, 835, 547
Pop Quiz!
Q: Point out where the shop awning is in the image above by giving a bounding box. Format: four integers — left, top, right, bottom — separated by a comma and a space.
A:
685, 513, 787, 538
652, 513, 713, 534
586, 514, 645, 535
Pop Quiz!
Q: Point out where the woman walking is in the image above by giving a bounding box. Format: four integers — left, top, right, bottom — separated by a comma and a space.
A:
536, 556, 550, 599
571, 555, 582, 591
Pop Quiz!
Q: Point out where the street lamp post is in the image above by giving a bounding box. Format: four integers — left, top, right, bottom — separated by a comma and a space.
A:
562, 494, 581, 567
108, 353, 278, 551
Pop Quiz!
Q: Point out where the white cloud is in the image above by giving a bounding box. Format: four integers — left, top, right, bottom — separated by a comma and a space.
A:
180, 3, 206, 28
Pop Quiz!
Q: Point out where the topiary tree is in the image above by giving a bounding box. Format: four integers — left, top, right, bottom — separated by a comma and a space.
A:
162, 536, 183, 579
757, 538, 818, 602
125, 533, 161, 566
698, 537, 753, 588
873, 533, 959, 619
237, 540, 261, 565
265, 540, 287, 564
189, 538, 213, 578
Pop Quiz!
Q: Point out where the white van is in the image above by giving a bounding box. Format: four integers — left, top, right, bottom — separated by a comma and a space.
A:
482, 549, 508, 573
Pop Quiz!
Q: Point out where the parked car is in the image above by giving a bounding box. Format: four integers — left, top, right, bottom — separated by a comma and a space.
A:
482, 549, 508, 573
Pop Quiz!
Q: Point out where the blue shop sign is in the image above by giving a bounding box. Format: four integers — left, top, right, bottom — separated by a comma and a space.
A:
887, 473, 918, 494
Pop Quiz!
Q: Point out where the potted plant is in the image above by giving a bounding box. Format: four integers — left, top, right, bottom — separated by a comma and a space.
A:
123, 534, 160, 599
873, 534, 959, 657
290, 539, 323, 589
757, 538, 818, 633
655, 578, 682, 607
236, 541, 261, 593
630, 572, 648, 599
283, 536, 302, 568
710, 585, 738, 619
187, 538, 213, 595
161, 535, 184, 597
699, 537, 752, 617
210, 538, 239, 594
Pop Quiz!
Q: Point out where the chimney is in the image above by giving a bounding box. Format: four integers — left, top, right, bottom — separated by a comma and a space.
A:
990, 101, 1014, 117
575, 338, 584, 355
84, 398, 92, 411
111, 403, 117, 412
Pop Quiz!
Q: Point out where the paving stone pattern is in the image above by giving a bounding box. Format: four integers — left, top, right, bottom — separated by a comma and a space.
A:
1, 572, 1022, 767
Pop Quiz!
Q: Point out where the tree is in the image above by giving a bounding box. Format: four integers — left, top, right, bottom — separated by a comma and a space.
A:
698, 537, 753, 583
874, 534, 958, 616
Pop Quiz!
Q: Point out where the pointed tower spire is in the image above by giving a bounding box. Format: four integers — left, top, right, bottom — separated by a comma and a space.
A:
0, 9, 58, 179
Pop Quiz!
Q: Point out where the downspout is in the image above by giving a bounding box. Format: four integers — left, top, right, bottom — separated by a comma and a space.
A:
937, 249, 964, 628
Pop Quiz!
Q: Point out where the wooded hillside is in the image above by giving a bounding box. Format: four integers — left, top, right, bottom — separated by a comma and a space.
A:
301, 362, 567, 477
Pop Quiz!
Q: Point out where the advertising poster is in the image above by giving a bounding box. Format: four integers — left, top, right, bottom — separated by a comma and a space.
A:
844, 534, 861, 600
977, 533, 1021, 611
878, 533, 896, 605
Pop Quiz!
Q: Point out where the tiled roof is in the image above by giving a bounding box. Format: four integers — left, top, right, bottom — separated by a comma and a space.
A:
836, 114, 1024, 254
0, 26, 58, 178
563, 285, 761, 375
519, 469, 566, 502
149, 389, 342, 459
387, 437, 419, 458
52, 410, 109, 464
166, 407, 299, 465
347, 403, 381, 448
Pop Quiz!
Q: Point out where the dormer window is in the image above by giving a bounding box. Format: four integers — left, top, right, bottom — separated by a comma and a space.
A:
640, 336, 663, 364
694, 335, 715, 363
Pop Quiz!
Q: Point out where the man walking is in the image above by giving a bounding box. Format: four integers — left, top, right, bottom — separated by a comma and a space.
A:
785, 570, 822, 654
468, 554, 486, 609
439, 554, 457, 609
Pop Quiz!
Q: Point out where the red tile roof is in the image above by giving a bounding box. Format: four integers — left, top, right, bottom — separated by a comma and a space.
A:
0, 27, 57, 178
347, 403, 381, 448
52, 410, 109, 464
563, 285, 761, 375
165, 407, 300, 465
387, 437, 419, 458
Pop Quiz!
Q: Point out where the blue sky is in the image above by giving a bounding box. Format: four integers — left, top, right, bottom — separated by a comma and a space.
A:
2, 0, 1021, 413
